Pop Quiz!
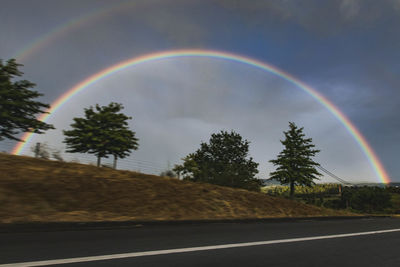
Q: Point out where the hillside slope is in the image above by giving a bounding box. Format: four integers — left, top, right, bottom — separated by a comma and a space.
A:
0, 153, 352, 223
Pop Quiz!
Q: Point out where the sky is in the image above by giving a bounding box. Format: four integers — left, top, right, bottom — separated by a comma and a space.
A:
1, 0, 399, 183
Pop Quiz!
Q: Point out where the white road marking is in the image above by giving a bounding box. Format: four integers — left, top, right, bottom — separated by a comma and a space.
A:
2, 228, 400, 266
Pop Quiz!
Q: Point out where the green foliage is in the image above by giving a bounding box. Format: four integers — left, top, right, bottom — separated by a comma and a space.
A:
63, 102, 139, 167
264, 183, 394, 213
263, 183, 340, 207
174, 130, 262, 191
0, 59, 54, 141
263, 183, 340, 196
341, 187, 392, 213
262, 185, 290, 196
389, 193, 400, 214
269, 122, 321, 197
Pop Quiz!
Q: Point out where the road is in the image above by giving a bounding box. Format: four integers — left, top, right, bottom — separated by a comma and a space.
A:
1, 218, 400, 266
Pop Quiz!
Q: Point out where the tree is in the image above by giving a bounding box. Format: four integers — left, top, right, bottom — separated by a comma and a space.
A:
269, 122, 321, 198
51, 149, 64, 162
173, 130, 261, 191
31, 142, 50, 159
63, 102, 139, 168
0, 59, 54, 141
31, 142, 64, 161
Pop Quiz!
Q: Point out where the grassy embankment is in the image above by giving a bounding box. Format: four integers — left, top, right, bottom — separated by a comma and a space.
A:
0, 153, 354, 223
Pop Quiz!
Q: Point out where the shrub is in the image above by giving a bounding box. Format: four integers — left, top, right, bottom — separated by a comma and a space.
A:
342, 187, 392, 213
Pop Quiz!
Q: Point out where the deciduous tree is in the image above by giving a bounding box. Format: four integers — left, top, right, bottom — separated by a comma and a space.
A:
63, 102, 138, 168
174, 130, 261, 191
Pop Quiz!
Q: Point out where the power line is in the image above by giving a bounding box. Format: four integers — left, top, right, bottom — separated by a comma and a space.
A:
317, 165, 353, 186
8, 142, 362, 182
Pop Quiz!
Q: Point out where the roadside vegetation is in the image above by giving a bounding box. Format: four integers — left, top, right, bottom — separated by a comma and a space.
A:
173, 130, 262, 191
263, 183, 397, 214
0, 153, 354, 223
63, 102, 139, 168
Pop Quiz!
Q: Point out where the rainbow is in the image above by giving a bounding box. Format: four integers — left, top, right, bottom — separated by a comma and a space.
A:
11, 49, 391, 184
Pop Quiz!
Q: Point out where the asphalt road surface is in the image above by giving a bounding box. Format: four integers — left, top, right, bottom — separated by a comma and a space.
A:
1, 218, 400, 266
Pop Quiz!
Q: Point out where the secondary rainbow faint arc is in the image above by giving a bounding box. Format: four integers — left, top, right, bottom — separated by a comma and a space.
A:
13, 2, 136, 62
11, 49, 391, 184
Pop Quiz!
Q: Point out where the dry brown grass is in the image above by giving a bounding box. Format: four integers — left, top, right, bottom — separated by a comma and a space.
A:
0, 153, 353, 223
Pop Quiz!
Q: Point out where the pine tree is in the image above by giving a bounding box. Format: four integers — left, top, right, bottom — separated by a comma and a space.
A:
174, 130, 261, 191
0, 59, 54, 141
269, 122, 321, 197
63, 102, 138, 168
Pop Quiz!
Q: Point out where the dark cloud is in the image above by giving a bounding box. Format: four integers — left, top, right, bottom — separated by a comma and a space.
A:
214, 0, 400, 35
1, 0, 398, 181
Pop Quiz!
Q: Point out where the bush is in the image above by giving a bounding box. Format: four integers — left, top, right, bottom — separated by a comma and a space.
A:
263, 184, 393, 213
323, 199, 343, 209
160, 170, 176, 178
342, 187, 392, 213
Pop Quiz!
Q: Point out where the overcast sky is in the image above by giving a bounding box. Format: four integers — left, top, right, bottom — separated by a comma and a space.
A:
1, 0, 399, 183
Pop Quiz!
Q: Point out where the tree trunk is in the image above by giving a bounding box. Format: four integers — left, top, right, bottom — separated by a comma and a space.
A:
113, 155, 117, 169
289, 180, 295, 198
97, 156, 101, 167
34, 143, 41, 158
